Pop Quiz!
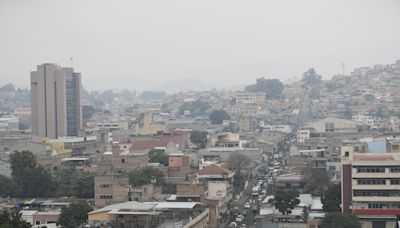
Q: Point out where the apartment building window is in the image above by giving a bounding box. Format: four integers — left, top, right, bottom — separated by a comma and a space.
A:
372, 221, 386, 228
354, 190, 400, 197
368, 203, 384, 209
99, 195, 113, 199
392, 145, 399, 150
357, 179, 386, 185
390, 203, 400, 209
390, 179, 400, 185
100, 184, 112, 188
325, 123, 335, 132
369, 203, 400, 209
356, 167, 385, 173
390, 167, 400, 173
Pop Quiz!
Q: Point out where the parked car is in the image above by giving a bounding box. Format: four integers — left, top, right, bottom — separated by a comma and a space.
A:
244, 202, 251, 209
236, 215, 244, 223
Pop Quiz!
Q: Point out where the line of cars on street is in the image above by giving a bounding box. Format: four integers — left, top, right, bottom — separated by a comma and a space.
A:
229, 208, 247, 228
229, 153, 284, 228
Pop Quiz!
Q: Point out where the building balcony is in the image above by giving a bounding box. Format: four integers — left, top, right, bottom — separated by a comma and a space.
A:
352, 185, 400, 190
352, 172, 400, 179
353, 196, 400, 202
353, 209, 400, 215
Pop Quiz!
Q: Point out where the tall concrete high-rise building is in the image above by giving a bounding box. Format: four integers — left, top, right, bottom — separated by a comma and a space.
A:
31, 63, 82, 139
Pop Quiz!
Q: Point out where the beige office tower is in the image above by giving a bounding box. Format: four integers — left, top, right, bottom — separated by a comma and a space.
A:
31, 63, 82, 139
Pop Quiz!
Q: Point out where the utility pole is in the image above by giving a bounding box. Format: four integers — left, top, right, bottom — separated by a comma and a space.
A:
341, 62, 346, 77
250, 187, 254, 227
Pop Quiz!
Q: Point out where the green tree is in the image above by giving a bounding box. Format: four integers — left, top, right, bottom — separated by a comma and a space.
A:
228, 153, 250, 172
0, 174, 17, 197
209, 110, 230, 124
301, 68, 322, 87
0, 210, 32, 228
58, 202, 92, 228
53, 167, 79, 197
245, 77, 284, 98
148, 149, 169, 166
73, 172, 95, 198
179, 99, 210, 116
10, 151, 54, 198
162, 183, 177, 194
302, 167, 331, 196
322, 184, 341, 212
233, 172, 246, 194
189, 131, 208, 148
54, 168, 94, 198
325, 81, 337, 92
128, 167, 165, 186
272, 190, 300, 215
321, 213, 361, 228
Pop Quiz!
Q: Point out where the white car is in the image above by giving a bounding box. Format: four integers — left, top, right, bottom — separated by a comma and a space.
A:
244, 202, 251, 209
236, 215, 244, 223
229, 222, 238, 227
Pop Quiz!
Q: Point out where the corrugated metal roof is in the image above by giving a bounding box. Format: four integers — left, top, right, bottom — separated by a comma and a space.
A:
89, 202, 157, 214
154, 202, 202, 209
89, 201, 203, 215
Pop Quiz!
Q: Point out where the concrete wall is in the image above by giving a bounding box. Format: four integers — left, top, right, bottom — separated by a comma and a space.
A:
208, 181, 229, 202
177, 184, 204, 196
94, 175, 129, 207
305, 117, 363, 133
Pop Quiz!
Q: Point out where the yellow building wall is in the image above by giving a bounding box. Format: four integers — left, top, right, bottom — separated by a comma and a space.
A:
138, 112, 167, 135
48, 142, 72, 158
88, 212, 110, 222
210, 133, 240, 147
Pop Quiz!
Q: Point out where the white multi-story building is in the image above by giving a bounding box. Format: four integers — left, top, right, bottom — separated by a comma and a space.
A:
95, 119, 129, 131
352, 112, 381, 130
342, 152, 400, 228
296, 129, 310, 143
0, 115, 19, 131
235, 92, 265, 105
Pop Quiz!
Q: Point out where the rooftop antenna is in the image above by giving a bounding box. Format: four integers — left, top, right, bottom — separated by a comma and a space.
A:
70, 57, 74, 68
341, 62, 346, 77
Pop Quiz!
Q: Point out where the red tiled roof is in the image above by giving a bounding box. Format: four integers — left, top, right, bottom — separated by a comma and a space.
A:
198, 165, 233, 175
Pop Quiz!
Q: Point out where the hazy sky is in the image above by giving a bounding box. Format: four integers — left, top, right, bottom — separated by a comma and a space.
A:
1, 0, 400, 91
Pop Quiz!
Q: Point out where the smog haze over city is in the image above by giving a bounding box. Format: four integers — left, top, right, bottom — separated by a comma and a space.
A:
1, 1, 400, 228
1, 0, 400, 91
